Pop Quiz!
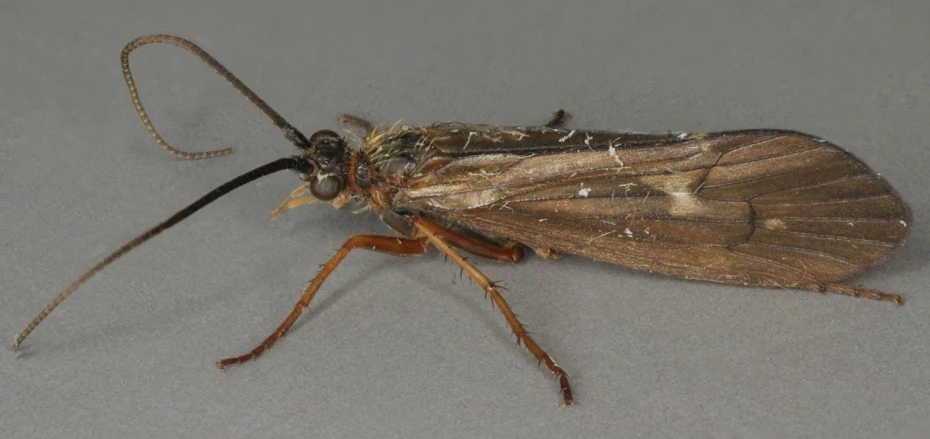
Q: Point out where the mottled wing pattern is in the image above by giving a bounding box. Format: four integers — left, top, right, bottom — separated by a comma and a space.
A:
394, 124, 910, 287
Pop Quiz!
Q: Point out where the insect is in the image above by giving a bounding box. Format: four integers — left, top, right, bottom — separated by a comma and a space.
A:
13, 34, 911, 407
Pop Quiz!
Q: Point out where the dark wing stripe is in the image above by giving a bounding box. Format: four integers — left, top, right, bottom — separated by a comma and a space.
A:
754, 194, 907, 220
755, 216, 905, 223
699, 160, 865, 202
715, 135, 818, 165
752, 193, 898, 206
731, 243, 859, 279
755, 218, 907, 242
704, 146, 847, 188
717, 248, 812, 279
698, 157, 860, 194
752, 174, 891, 204
754, 226, 901, 246
748, 227, 893, 264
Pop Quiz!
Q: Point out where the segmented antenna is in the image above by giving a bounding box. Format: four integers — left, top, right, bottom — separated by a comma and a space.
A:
12, 157, 304, 352
122, 34, 311, 159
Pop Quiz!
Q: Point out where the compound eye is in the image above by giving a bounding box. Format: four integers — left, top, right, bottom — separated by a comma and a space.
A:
309, 175, 344, 201
309, 130, 342, 147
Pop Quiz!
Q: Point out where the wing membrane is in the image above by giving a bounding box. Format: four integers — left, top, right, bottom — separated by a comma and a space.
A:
394, 126, 910, 286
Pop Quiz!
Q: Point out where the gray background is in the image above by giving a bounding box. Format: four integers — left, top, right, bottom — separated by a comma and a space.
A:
2, 1, 928, 438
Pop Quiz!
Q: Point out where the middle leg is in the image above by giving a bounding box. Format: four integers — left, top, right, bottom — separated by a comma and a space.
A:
217, 234, 428, 369
422, 224, 525, 263
412, 217, 574, 406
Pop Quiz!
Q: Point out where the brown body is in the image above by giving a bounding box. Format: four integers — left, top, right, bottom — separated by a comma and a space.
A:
356, 123, 910, 290
15, 35, 912, 407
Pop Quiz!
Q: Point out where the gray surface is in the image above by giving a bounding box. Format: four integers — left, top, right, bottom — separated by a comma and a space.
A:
2, 2, 928, 438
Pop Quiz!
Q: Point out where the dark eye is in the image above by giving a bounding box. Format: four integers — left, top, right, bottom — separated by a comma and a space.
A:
310, 130, 341, 146
309, 175, 344, 201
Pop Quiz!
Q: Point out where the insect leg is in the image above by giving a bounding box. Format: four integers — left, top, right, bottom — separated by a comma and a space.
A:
544, 109, 572, 128
216, 234, 429, 369
338, 113, 375, 136
417, 223, 525, 263
412, 217, 574, 406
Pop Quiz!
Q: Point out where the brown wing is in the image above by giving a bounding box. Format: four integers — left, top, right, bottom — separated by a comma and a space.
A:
393, 126, 910, 287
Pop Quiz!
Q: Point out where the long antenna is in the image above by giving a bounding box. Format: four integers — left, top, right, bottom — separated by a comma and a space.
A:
122, 34, 311, 159
13, 156, 304, 352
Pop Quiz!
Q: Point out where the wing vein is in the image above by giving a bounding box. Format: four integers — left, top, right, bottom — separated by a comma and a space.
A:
699, 158, 847, 191
750, 193, 892, 206
754, 226, 899, 246
740, 242, 860, 265
716, 137, 818, 165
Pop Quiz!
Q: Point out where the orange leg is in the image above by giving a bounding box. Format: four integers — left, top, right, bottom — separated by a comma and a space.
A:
216, 234, 428, 369
423, 225, 525, 263
412, 217, 574, 406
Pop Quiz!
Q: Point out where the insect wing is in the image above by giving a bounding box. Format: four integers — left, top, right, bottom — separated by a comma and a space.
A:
395, 125, 910, 286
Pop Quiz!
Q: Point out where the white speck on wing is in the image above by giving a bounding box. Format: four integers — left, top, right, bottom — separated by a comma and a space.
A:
618, 183, 637, 193
587, 230, 614, 244
558, 130, 576, 143
607, 143, 624, 166
503, 129, 529, 140
677, 132, 688, 139
578, 187, 591, 197
463, 132, 477, 149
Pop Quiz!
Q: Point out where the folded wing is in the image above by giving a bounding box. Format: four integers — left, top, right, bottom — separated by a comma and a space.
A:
395, 127, 910, 286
